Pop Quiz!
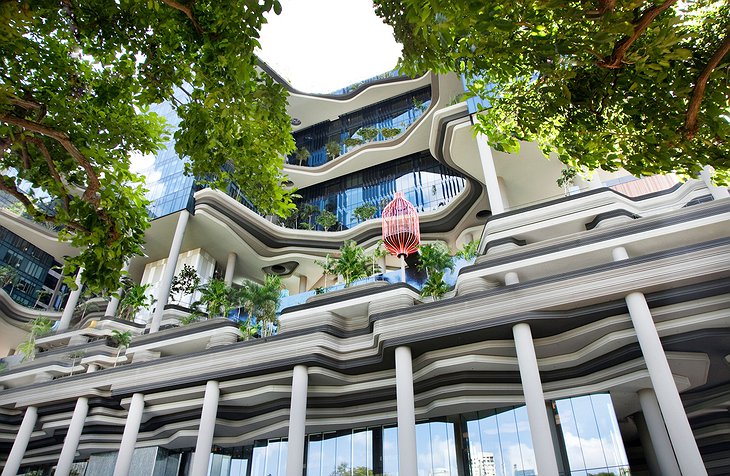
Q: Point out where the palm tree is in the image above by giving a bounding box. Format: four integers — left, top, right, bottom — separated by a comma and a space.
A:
18, 316, 53, 362
299, 203, 319, 229
195, 279, 233, 319
315, 255, 337, 289
417, 243, 454, 278
295, 146, 311, 166
421, 270, 449, 300
334, 240, 369, 287
239, 275, 282, 338
67, 350, 85, 375
110, 330, 132, 367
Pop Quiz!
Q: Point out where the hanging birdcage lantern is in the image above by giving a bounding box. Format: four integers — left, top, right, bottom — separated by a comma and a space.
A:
382, 191, 420, 259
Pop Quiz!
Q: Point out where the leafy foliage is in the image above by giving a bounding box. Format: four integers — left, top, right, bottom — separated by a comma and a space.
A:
380, 127, 401, 139
119, 283, 153, 321
170, 264, 200, 305
353, 203, 377, 223
334, 240, 370, 287
325, 140, 342, 160
456, 239, 481, 261
375, 0, 730, 183
295, 146, 311, 166
0, 265, 18, 288
18, 316, 53, 361
357, 127, 380, 142
421, 270, 449, 300
110, 329, 132, 367
194, 279, 233, 318
236, 274, 282, 338
344, 137, 364, 149
0, 0, 295, 293
315, 254, 338, 288
417, 243, 454, 278
557, 167, 579, 194
315, 209, 338, 231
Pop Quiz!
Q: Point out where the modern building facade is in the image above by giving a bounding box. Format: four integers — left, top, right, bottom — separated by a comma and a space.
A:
0, 67, 728, 476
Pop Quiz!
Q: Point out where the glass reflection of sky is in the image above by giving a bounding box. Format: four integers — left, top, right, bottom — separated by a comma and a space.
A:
555, 394, 630, 476
296, 152, 466, 230
206, 394, 628, 476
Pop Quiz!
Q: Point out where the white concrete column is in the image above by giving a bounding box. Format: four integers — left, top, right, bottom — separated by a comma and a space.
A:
513, 323, 560, 476
298, 275, 308, 294
613, 247, 707, 475
700, 165, 730, 199
150, 210, 189, 333
638, 389, 681, 476
504, 271, 520, 286
55, 397, 89, 476
285, 365, 309, 476
635, 412, 662, 476
190, 380, 220, 476
58, 268, 84, 331
1, 406, 38, 476
224, 252, 237, 286
400, 256, 406, 283
112, 393, 146, 476
395, 346, 418, 476
105, 263, 129, 318
476, 134, 506, 214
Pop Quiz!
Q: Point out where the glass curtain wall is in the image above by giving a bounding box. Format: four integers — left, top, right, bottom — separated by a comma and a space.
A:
0, 225, 66, 308
293, 151, 466, 231
290, 87, 432, 167
85, 394, 627, 476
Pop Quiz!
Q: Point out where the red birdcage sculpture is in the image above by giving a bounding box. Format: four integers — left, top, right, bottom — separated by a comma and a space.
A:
382, 192, 420, 258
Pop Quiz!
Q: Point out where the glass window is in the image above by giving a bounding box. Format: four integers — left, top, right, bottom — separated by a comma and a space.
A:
554, 394, 630, 476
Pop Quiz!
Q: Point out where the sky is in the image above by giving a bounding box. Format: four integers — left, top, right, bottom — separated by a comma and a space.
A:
256, 0, 403, 94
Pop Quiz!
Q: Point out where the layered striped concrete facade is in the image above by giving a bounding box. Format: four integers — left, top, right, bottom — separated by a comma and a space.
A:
0, 72, 728, 476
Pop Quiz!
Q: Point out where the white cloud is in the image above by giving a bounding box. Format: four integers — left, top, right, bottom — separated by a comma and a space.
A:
258, 0, 402, 93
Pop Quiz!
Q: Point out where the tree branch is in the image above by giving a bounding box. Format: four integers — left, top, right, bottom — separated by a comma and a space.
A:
685, 34, 730, 139
0, 113, 101, 205
160, 0, 204, 35
598, 0, 678, 69
0, 175, 89, 234
25, 137, 71, 212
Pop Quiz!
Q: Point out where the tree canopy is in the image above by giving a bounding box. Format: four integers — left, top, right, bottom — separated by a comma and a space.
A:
0, 0, 295, 293
375, 0, 730, 183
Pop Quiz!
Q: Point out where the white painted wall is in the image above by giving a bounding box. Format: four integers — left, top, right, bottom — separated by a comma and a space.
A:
139, 248, 216, 323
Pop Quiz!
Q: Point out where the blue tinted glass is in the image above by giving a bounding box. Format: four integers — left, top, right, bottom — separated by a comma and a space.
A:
289, 87, 432, 167
295, 151, 466, 230
382, 426, 399, 475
